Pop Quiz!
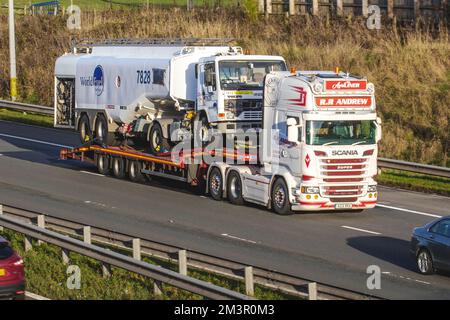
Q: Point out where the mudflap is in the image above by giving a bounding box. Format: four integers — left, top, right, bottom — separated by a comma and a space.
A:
187, 163, 207, 195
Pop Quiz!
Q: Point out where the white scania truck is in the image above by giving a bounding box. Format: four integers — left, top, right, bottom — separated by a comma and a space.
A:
54, 38, 286, 153
206, 70, 382, 214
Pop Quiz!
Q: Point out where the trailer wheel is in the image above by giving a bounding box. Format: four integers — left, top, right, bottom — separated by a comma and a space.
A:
148, 123, 170, 154
79, 114, 92, 145
95, 115, 109, 145
112, 157, 126, 179
271, 178, 293, 215
208, 167, 223, 201
227, 171, 244, 205
128, 160, 144, 183
96, 154, 110, 175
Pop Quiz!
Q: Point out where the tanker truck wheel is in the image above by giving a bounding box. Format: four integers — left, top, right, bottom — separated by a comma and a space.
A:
128, 160, 145, 183
112, 157, 126, 179
95, 115, 108, 145
96, 154, 110, 175
78, 114, 92, 145
148, 123, 171, 154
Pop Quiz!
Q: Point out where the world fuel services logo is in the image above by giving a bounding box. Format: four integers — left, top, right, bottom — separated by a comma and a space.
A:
80, 65, 104, 96
93, 65, 104, 96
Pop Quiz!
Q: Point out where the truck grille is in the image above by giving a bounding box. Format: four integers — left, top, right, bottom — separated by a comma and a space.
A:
319, 158, 368, 198
323, 185, 363, 196
242, 111, 262, 120
320, 158, 368, 179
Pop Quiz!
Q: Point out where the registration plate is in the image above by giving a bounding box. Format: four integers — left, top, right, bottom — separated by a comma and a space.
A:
335, 203, 352, 209
0, 268, 5, 277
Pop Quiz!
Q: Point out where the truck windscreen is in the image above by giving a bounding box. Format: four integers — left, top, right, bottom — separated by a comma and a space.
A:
306, 120, 376, 146
219, 60, 286, 90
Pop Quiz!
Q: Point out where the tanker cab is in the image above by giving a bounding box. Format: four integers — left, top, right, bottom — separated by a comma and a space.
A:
196, 57, 287, 133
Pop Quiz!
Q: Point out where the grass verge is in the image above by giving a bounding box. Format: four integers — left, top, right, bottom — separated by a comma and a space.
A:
0, 108, 53, 127
377, 169, 450, 196
0, 228, 295, 300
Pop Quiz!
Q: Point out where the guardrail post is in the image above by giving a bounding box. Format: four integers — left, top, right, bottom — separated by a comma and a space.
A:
266, 0, 272, 15
37, 215, 45, 245
24, 234, 32, 252
244, 266, 255, 296
83, 226, 91, 244
132, 238, 141, 261
0, 205, 3, 232
289, 0, 295, 15
153, 280, 163, 296
312, 0, 319, 16
387, 0, 394, 18
178, 250, 187, 276
102, 262, 112, 278
62, 248, 70, 265
362, 0, 369, 17
258, 0, 265, 13
308, 282, 318, 300
336, 0, 343, 16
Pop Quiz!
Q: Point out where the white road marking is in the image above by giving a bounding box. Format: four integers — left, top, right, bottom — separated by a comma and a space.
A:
25, 291, 50, 300
376, 203, 442, 218
80, 170, 104, 177
381, 270, 431, 285
221, 233, 257, 244
0, 133, 72, 148
341, 225, 381, 235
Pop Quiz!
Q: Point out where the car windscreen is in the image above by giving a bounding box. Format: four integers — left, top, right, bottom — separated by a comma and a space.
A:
0, 242, 13, 259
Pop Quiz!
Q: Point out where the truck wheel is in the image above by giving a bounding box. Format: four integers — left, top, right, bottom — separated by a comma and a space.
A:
95, 114, 108, 145
271, 178, 293, 215
128, 160, 144, 183
227, 171, 244, 205
79, 114, 92, 145
96, 154, 110, 175
149, 123, 170, 154
112, 157, 126, 179
208, 167, 223, 201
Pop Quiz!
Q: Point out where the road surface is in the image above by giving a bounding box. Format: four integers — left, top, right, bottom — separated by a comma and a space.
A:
0, 120, 449, 299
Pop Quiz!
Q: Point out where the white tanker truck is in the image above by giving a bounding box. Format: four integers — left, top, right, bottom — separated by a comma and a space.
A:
54, 38, 286, 153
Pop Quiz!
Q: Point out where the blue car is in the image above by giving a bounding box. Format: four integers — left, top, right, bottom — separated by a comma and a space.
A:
411, 216, 450, 275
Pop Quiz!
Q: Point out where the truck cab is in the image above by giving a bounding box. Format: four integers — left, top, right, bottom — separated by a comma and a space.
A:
196, 55, 286, 134
207, 70, 381, 215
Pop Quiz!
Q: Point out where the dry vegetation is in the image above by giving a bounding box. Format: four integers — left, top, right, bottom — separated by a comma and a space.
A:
0, 8, 448, 165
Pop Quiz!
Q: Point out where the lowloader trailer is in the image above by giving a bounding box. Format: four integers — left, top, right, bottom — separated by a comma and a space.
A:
60, 69, 382, 215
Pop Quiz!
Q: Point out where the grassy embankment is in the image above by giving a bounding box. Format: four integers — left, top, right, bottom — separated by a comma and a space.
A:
0, 228, 292, 300
0, 108, 53, 126
377, 169, 450, 196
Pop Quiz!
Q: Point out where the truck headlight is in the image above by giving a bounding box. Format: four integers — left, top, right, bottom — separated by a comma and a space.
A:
225, 100, 235, 112
368, 185, 377, 192
301, 186, 320, 194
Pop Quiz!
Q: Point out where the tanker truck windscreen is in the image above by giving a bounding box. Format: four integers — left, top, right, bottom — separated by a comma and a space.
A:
219, 60, 286, 90
306, 120, 376, 146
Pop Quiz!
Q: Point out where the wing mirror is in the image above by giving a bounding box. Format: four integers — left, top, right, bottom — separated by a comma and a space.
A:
375, 117, 382, 143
